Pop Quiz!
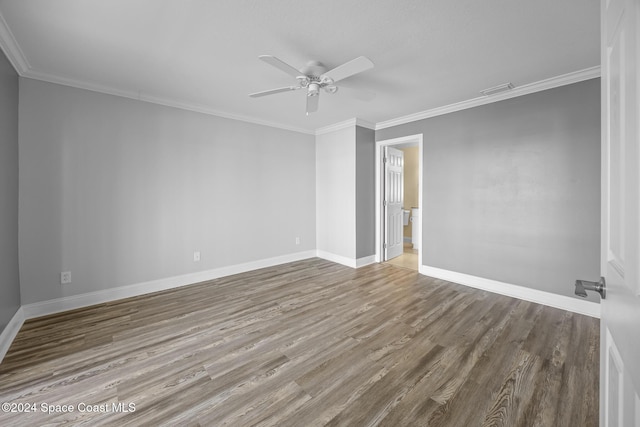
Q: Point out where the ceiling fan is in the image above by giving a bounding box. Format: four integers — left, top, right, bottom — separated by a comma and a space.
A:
249, 55, 375, 114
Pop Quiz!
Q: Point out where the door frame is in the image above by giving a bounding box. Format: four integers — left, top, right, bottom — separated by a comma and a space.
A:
375, 134, 423, 265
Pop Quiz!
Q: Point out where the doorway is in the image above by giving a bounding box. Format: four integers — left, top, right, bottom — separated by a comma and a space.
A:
375, 134, 423, 271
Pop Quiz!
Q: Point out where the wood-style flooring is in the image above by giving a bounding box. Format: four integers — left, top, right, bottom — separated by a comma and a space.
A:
0, 258, 599, 426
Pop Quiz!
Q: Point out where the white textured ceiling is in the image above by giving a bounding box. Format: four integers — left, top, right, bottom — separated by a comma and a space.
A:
0, 0, 600, 133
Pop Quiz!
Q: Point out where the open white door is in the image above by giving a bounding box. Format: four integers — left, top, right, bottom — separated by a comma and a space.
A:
598, 0, 640, 424
384, 146, 404, 260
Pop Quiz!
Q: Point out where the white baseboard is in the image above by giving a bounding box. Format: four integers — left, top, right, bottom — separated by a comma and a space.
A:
0, 307, 25, 363
3, 256, 601, 365
355, 255, 377, 268
316, 251, 376, 269
22, 250, 317, 320
316, 250, 356, 268
420, 265, 601, 318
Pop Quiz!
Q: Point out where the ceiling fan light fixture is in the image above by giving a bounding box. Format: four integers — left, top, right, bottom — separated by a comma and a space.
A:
324, 85, 338, 94
320, 76, 334, 85
308, 82, 320, 96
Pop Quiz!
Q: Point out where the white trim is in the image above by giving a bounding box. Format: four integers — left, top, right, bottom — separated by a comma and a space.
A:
21, 74, 314, 135
315, 118, 375, 135
0, 307, 25, 363
316, 250, 357, 268
14, 63, 600, 137
22, 251, 316, 319
0, 11, 29, 73
355, 255, 377, 268
420, 264, 601, 318
354, 118, 376, 130
376, 66, 601, 130
0, 3, 599, 140
375, 134, 423, 269
314, 119, 356, 135
315, 251, 376, 269
22, 71, 140, 102
137, 93, 314, 135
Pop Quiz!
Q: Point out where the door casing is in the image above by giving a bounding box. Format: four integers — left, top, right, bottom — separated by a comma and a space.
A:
375, 134, 423, 266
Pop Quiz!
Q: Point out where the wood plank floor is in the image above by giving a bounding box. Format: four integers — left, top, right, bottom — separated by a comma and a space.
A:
0, 258, 599, 426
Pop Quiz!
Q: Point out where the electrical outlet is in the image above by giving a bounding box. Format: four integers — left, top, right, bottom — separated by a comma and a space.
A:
60, 271, 71, 284
193, 251, 201, 262
295, 237, 300, 245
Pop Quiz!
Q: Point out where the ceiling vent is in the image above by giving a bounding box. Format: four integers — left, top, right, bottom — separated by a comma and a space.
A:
480, 82, 515, 96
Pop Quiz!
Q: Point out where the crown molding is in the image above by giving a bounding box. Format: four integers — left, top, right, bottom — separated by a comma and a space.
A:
13, 61, 602, 138
355, 118, 376, 130
21, 69, 314, 135
375, 66, 601, 130
0, 10, 30, 73
315, 117, 375, 135
1, 5, 599, 139
23, 68, 142, 99
0, 4, 313, 137
137, 93, 314, 135
315, 118, 358, 135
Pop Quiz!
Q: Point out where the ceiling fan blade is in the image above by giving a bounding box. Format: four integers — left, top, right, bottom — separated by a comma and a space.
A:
306, 95, 319, 114
336, 84, 376, 102
249, 86, 301, 98
323, 56, 374, 83
259, 55, 302, 78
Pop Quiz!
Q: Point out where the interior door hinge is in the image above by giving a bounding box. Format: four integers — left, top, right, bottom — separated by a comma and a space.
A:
383, 200, 387, 206
383, 157, 388, 163
384, 243, 387, 249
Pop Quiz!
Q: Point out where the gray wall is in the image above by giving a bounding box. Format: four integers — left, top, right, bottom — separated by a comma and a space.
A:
315, 126, 356, 259
355, 126, 375, 258
377, 79, 601, 302
0, 48, 21, 330
19, 78, 316, 304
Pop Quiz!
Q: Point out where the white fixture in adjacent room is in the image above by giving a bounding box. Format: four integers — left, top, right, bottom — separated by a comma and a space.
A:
403, 209, 410, 226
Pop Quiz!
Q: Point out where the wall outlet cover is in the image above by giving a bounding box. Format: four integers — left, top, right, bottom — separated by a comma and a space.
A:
60, 271, 72, 284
